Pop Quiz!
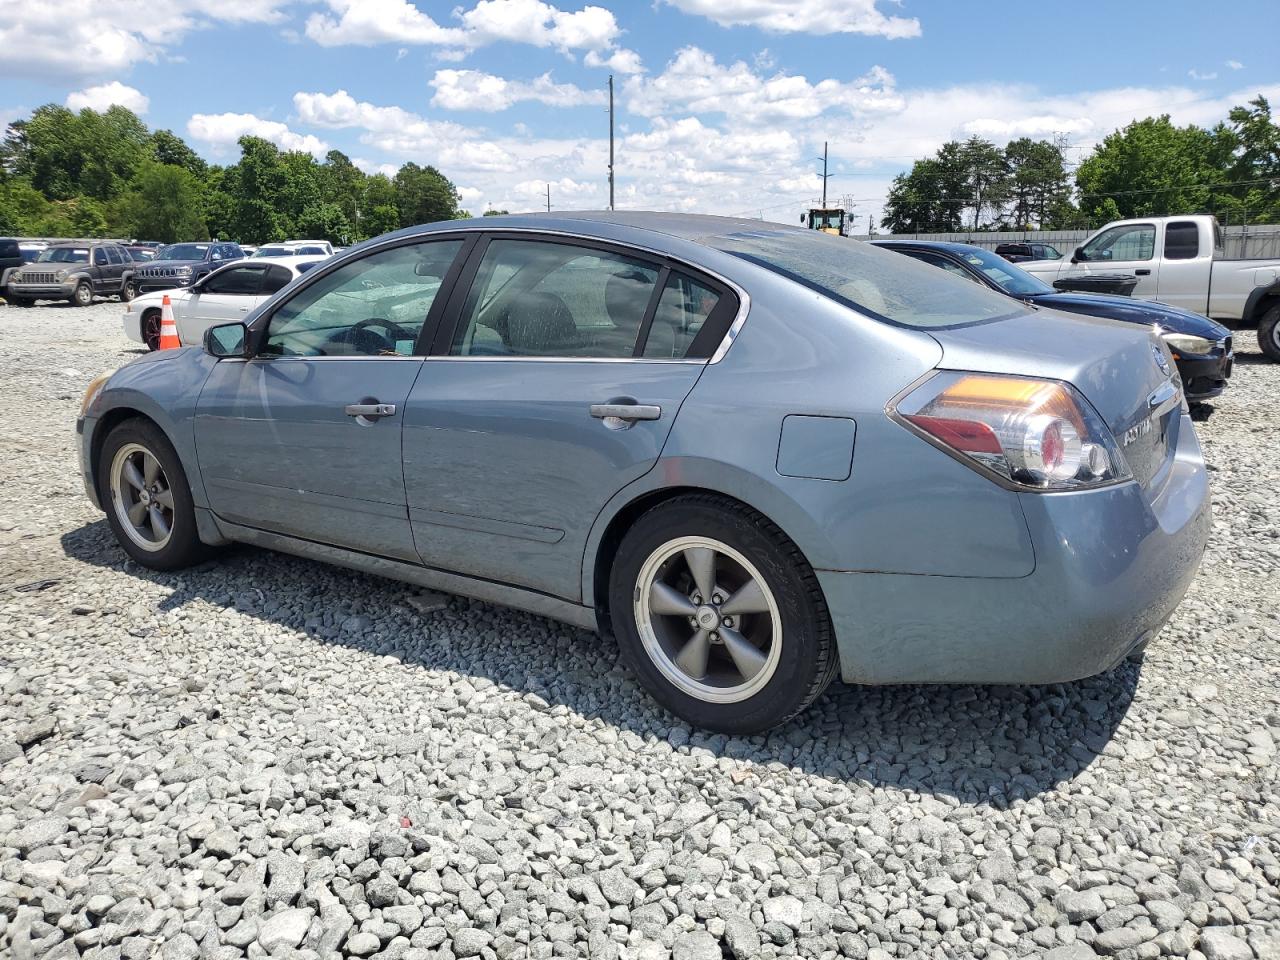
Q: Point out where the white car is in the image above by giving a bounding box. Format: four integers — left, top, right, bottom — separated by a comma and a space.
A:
253, 240, 334, 259
123, 256, 324, 350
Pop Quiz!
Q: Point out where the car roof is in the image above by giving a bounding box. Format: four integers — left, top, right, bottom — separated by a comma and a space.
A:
870, 239, 987, 254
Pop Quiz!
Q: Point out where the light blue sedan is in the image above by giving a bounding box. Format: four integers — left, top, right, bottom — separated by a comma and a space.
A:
76, 213, 1210, 732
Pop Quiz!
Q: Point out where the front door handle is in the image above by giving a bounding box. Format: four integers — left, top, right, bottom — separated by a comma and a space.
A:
590, 403, 661, 421
1135, 268, 1151, 276
345, 402, 396, 419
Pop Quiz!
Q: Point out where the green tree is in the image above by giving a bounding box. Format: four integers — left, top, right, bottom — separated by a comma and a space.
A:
1003, 137, 1072, 228
295, 202, 352, 245
882, 145, 968, 233
393, 162, 459, 227
15, 104, 151, 201
150, 129, 208, 178
1219, 96, 1280, 222
1075, 116, 1234, 220
361, 173, 400, 238
482, 209, 510, 216
960, 136, 1009, 230
114, 161, 209, 243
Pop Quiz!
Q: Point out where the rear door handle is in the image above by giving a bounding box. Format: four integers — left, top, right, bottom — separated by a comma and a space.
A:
1135, 268, 1151, 276
590, 403, 661, 421
345, 403, 396, 419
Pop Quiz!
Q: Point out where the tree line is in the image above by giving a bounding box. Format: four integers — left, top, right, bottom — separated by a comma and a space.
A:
882, 96, 1280, 233
0, 104, 466, 244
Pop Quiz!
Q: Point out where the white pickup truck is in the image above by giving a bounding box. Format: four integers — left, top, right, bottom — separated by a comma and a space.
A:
1020, 215, 1280, 361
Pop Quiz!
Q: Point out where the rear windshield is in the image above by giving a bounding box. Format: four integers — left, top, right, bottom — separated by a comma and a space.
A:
712, 229, 1022, 329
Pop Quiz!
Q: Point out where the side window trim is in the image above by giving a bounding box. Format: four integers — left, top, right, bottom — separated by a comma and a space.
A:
630, 265, 671, 358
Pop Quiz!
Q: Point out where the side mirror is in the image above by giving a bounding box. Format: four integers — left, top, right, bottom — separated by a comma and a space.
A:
205, 322, 250, 358
1072, 246, 1086, 264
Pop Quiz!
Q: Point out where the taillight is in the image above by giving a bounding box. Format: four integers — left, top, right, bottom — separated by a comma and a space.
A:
888, 372, 1131, 491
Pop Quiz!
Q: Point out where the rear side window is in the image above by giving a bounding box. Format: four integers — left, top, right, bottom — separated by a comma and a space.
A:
643, 273, 719, 358
450, 239, 660, 358
1164, 221, 1199, 260
0, 240, 17, 258
261, 264, 295, 294
716, 229, 1020, 330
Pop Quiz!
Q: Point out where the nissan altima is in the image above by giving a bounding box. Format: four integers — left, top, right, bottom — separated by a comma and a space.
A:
76, 213, 1210, 732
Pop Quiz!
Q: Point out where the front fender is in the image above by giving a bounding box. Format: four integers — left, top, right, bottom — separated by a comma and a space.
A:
86, 349, 219, 508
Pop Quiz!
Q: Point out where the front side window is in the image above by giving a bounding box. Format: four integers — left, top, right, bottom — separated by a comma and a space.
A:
263, 240, 461, 357
204, 265, 264, 296
1081, 224, 1155, 262
1164, 222, 1199, 260
450, 239, 660, 358
93, 248, 108, 266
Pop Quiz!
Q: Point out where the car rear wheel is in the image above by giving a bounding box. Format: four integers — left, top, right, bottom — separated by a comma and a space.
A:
141, 308, 162, 351
72, 282, 92, 307
98, 419, 211, 570
608, 494, 837, 733
1259, 304, 1280, 363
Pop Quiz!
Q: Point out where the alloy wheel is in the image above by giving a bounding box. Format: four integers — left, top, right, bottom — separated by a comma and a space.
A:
109, 443, 175, 552
633, 536, 782, 703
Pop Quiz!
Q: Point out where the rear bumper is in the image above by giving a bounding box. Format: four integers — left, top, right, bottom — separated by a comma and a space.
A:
822, 413, 1211, 685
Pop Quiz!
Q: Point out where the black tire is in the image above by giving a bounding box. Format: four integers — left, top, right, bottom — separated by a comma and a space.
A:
1259, 304, 1280, 363
141, 308, 162, 351
120, 279, 137, 302
608, 494, 838, 734
7, 295, 32, 307
97, 418, 212, 571
72, 282, 93, 307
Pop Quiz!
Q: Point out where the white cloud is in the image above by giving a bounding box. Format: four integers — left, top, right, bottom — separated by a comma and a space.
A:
187, 112, 329, 157
627, 47, 902, 123
662, 0, 920, 38
1226, 59, 1244, 70
293, 89, 474, 155
1189, 69, 1218, 81
306, 0, 619, 52
65, 81, 150, 114
430, 70, 606, 111
0, 0, 291, 79
584, 47, 645, 75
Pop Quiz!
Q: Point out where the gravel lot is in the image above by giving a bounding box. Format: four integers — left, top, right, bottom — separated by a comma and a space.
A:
1, 297, 1277, 960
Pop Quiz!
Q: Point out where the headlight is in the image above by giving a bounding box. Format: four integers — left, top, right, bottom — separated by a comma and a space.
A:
889, 372, 1130, 491
55, 269, 69, 281
1160, 332, 1213, 356
79, 370, 115, 417
176, 265, 194, 275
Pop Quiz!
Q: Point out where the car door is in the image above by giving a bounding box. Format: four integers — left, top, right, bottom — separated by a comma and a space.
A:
181, 264, 269, 345
194, 238, 467, 560
91, 247, 113, 293
403, 234, 739, 600
1063, 222, 1160, 298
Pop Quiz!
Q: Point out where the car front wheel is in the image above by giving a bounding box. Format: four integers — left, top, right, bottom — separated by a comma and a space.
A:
120, 280, 137, 302
98, 419, 211, 570
72, 282, 93, 307
609, 494, 838, 733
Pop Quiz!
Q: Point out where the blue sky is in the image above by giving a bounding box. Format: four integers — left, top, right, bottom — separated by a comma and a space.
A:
3, 1, 1278, 228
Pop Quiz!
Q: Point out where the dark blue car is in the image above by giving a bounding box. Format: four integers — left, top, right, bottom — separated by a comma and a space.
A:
874, 240, 1233, 402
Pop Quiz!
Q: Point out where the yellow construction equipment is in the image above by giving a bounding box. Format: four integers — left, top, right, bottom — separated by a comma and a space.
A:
803, 208, 847, 236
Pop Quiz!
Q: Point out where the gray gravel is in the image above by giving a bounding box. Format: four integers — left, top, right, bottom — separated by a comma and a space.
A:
1, 298, 1278, 960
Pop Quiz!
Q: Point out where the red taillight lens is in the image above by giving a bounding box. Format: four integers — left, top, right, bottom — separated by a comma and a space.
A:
891, 372, 1129, 491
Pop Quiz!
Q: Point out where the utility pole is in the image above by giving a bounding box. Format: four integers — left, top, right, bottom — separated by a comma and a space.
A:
546, 183, 551, 213
815, 141, 832, 209
607, 75, 615, 211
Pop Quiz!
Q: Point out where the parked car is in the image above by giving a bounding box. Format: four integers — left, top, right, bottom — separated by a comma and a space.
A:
253, 241, 333, 258
125, 245, 156, 262
6, 240, 135, 306
874, 240, 1233, 402
18, 242, 48, 263
0, 238, 24, 294
1018, 215, 1280, 360
132, 242, 245, 294
77, 213, 1210, 732
239, 245, 259, 257
123, 256, 324, 350
995, 241, 1063, 263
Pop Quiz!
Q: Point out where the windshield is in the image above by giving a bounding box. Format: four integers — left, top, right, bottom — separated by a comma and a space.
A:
156, 243, 209, 261
37, 247, 89, 263
253, 247, 292, 257
953, 246, 1053, 296
713, 229, 1022, 329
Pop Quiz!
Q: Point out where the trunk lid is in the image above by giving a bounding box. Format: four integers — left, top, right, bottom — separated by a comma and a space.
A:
928, 308, 1182, 492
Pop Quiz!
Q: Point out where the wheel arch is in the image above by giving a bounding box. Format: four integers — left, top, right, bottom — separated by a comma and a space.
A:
1242, 282, 1280, 328
583, 467, 834, 629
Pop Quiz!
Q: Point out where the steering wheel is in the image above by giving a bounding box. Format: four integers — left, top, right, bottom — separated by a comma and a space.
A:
329, 317, 416, 354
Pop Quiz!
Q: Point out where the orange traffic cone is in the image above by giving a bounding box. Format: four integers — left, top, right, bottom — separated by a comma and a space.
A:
158, 295, 181, 350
